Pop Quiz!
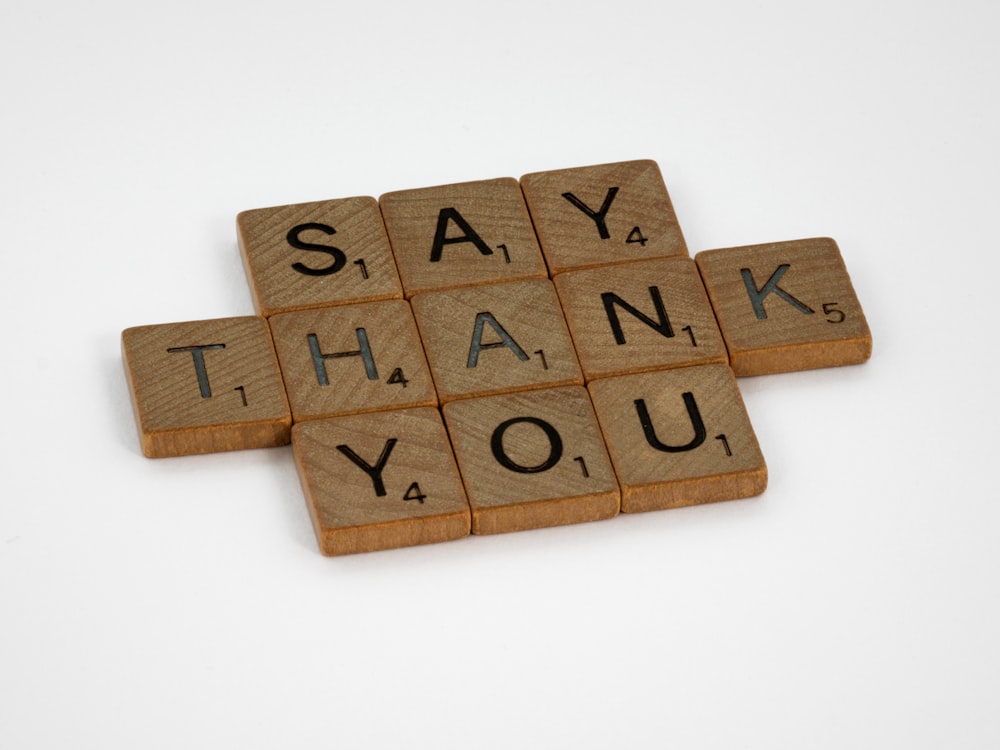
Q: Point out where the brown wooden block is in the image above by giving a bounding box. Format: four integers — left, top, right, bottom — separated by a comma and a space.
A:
237, 196, 403, 317
121, 316, 291, 458
695, 238, 872, 376
293, 407, 470, 555
520, 159, 689, 275
442, 386, 619, 534
553, 256, 728, 381
409, 279, 583, 403
379, 177, 548, 296
268, 299, 437, 421
588, 365, 766, 513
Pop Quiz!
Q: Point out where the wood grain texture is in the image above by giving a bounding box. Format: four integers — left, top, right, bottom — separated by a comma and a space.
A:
442, 386, 619, 534
267, 299, 437, 421
379, 177, 547, 296
554, 256, 728, 381
237, 196, 403, 317
121, 164, 870, 553
588, 365, 766, 513
121, 316, 291, 458
695, 238, 872, 376
520, 159, 688, 275
292, 408, 470, 556
409, 279, 583, 402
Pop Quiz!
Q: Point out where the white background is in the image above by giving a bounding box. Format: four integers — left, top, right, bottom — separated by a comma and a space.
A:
2, 1, 998, 747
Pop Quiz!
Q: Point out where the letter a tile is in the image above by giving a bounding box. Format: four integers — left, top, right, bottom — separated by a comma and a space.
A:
379, 177, 548, 297
293, 407, 470, 555
588, 365, 766, 513
121, 316, 291, 457
695, 238, 872, 376
442, 386, 619, 534
410, 279, 583, 402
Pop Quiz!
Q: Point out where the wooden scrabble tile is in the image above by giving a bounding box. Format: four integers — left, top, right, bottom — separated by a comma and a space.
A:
237, 196, 403, 317
553, 256, 728, 381
268, 299, 437, 421
379, 177, 548, 296
442, 386, 619, 534
409, 279, 583, 402
122, 316, 291, 458
695, 238, 872, 376
293, 407, 470, 555
520, 159, 689, 275
588, 365, 766, 513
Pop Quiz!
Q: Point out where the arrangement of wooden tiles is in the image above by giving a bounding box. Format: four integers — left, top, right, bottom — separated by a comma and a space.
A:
121, 159, 872, 556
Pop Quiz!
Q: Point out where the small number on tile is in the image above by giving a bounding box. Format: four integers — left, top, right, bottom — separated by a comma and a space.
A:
626, 226, 648, 246
823, 302, 845, 323
403, 482, 426, 504
715, 433, 732, 457
386, 368, 409, 388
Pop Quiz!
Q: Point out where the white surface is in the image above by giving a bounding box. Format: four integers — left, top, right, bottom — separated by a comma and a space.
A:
3, 1, 998, 747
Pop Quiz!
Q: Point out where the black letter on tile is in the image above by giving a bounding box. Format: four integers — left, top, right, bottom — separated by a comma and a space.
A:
308, 329, 379, 385
167, 344, 226, 398
634, 394, 706, 452
287, 223, 348, 276
467, 312, 530, 368
562, 187, 619, 239
601, 286, 674, 344
429, 207, 494, 262
337, 439, 397, 497
490, 416, 563, 474
741, 264, 814, 320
